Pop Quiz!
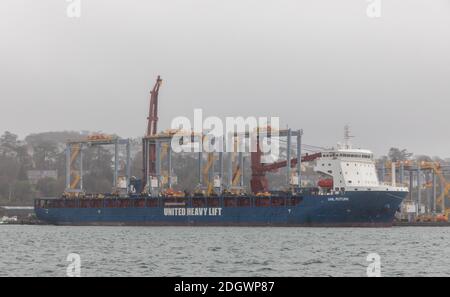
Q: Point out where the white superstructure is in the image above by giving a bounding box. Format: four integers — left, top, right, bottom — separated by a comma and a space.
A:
313, 138, 408, 193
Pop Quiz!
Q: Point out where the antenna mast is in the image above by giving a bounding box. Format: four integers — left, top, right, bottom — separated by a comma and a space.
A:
344, 124, 353, 149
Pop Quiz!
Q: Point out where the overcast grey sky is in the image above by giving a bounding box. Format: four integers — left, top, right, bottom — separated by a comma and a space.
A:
1, 0, 449, 157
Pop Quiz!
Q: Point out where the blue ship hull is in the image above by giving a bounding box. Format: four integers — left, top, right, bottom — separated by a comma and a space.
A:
34, 191, 407, 227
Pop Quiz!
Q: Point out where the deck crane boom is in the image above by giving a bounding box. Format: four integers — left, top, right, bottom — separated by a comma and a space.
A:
143, 76, 163, 190
147, 75, 162, 136
250, 133, 321, 194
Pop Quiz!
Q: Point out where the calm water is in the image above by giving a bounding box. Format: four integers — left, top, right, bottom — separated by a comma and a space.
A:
0, 225, 449, 277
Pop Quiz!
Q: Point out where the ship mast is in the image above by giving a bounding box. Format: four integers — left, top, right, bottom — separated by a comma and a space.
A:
343, 124, 353, 149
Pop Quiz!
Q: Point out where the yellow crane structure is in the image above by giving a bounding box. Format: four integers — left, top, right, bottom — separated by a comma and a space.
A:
384, 160, 450, 222
415, 161, 449, 221
69, 144, 81, 190
202, 152, 216, 196
231, 163, 242, 187
436, 183, 450, 222
225, 137, 245, 195
67, 134, 117, 190
200, 136, 244, 196
157, 128, 195, 189
231, 137, 242, 187
64, 134, 131, 197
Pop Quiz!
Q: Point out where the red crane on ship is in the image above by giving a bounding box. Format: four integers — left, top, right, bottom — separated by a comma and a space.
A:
147, 75, 163, 137
250, 134, 322, 193
143, 75, 163, 187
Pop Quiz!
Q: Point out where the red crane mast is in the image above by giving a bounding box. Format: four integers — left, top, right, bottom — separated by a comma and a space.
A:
142, 76, 162, 189
147, 75, 162, 136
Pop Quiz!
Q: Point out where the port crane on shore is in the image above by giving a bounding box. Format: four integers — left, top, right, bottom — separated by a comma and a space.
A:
383, 160, 450, 222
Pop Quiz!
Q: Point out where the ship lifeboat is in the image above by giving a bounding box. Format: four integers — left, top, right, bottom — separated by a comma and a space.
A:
318, 178, 333, 188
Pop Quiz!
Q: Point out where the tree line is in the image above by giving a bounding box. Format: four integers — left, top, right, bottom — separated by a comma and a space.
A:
0, 131, 142, 205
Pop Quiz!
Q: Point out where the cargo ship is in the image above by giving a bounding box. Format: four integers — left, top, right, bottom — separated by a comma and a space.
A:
34, 76, 408, 226
34, 144, 408, 227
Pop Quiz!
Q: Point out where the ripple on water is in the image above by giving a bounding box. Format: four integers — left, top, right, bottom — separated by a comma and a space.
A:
1, 226, 450, 276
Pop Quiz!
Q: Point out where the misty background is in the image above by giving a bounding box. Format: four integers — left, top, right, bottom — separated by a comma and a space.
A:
1, 0, 449, 157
